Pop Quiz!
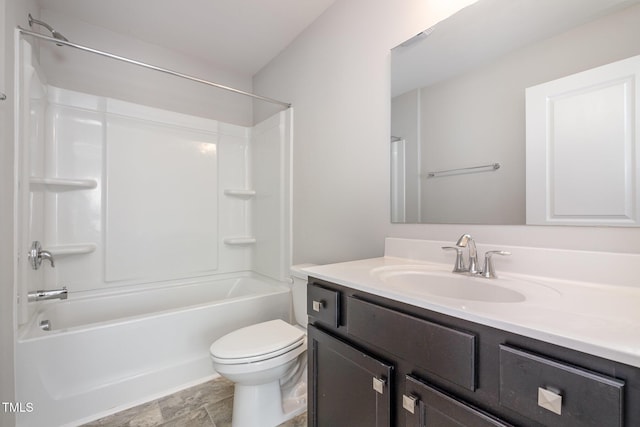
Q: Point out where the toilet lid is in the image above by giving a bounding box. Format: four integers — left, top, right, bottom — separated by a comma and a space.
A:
210, 319, 305, 363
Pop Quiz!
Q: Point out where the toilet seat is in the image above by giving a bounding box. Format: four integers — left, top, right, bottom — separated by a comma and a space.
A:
210, 319, 305, 365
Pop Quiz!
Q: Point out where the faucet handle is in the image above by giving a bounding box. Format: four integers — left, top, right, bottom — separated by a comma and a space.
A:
442, 246, 467, 273
28, 241, 55, 270
481, 251, 511, 278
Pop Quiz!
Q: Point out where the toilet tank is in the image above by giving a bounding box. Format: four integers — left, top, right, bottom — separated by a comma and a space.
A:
290, 264, 316, 327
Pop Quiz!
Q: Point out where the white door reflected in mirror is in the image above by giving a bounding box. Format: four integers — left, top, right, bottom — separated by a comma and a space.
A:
526, 54, 640, 226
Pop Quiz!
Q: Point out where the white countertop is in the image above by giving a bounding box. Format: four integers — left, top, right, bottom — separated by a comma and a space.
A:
304, 255, 640, 368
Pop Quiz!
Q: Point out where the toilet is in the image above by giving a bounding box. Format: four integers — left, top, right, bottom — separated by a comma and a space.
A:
209, 265, 312, 427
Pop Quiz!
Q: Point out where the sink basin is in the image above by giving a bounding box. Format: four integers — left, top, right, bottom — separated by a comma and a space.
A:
370, 265, 546, 303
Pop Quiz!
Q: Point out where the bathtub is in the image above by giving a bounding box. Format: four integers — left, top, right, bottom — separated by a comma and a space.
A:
15, 274, 292, 427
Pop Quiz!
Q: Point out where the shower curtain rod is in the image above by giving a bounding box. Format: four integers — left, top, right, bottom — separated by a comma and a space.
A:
17, 26, 292, 108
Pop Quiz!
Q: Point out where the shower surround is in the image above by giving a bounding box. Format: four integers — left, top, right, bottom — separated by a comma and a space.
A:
14, 40, 292, 426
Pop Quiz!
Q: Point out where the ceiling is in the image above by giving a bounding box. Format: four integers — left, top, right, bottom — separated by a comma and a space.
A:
36, 0, 337, 76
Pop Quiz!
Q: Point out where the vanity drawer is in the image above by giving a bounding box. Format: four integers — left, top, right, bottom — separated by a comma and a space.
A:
347, 297, 476, 391
499, 345, 624, 427
307, 283, 340, 328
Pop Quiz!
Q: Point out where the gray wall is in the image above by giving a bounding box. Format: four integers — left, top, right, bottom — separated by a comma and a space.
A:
37, 9, 255, 127
253, 0, 640, 265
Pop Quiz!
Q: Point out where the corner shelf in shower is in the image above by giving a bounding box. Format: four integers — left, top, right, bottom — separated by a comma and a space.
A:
224, 189, 256, 199
29, 177, 98, 192
48, 243, 97, 256
223, 237, 257, 245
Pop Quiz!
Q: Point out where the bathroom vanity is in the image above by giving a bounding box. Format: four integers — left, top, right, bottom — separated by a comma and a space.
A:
305, 239, 640, 427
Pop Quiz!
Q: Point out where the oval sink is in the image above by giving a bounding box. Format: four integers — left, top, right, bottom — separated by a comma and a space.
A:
378, 270, 526, 303
367, 264, 563, 303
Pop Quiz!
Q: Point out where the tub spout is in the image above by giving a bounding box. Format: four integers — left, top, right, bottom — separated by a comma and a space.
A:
28, 286, 68, 302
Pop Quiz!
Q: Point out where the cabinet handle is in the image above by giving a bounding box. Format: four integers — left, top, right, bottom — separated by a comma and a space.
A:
372, 377, 386, 394
402, 394, 417, 414
312, 300, 325, 312
538, 387, 562, 415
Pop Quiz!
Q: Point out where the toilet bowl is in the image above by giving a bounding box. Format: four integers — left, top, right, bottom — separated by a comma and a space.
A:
209, 265, 313, 427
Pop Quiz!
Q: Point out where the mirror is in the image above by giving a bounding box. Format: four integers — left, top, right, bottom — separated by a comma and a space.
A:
390, 0, 640, 224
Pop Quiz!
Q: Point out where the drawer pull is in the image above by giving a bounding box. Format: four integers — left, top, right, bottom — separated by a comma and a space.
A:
312, 300, 325, 312
372, 377, 386, 394
538, 387, 563, 415
402, 394, 417, 414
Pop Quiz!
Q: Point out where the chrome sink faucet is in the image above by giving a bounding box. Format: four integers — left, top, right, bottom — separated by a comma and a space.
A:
456, 234, 480, 274
443, 234, 511, 278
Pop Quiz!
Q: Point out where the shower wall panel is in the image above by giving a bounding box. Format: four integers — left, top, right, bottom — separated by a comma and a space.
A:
19, 42, 49, 323
44, 100, 103, 290
32, 87, 253, 296
104, 115, 218, 282
251, 111, 291, 282
217, 126, 254, 270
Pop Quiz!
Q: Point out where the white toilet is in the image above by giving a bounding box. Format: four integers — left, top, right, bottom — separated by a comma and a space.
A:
209, 266, 312, 427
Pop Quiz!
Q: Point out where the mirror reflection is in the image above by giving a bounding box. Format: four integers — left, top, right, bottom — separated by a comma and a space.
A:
390, 0, 640, 225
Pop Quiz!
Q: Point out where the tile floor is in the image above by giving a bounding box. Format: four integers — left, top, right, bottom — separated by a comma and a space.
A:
81, 377, 307, 427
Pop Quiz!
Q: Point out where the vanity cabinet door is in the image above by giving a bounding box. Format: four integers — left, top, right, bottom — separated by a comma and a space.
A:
403, 375, 513, 427
308, 325, 393, 427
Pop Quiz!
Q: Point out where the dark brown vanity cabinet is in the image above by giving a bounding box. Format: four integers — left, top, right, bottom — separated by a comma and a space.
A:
307, 282, 393, 426
307, 278, 639, 427
308, 325, 393, 427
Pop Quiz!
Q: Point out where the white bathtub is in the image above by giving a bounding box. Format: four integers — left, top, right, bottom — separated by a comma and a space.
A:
15, 274, 291, 427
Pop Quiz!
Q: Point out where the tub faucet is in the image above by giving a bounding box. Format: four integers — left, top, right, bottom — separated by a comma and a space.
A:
456, 234, 480, 275
28, 241, 55, 270
27, 286, 68, 302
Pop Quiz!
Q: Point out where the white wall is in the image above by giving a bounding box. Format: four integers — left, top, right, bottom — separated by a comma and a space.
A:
0, 2, 14, 423
1, 3, 38, 425
0, 2, 11, 423
254, 0, 640, 265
